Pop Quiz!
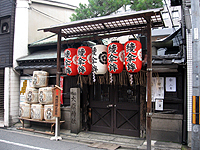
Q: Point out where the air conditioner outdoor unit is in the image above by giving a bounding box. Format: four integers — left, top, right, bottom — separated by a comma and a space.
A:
0, 17, 10, 34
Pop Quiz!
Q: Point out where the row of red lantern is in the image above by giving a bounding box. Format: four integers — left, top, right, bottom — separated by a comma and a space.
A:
64, 40, 142, 76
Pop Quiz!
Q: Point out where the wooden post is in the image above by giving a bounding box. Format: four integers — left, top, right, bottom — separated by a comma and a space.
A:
146, 16, 152, 150
50, 32, 62, 141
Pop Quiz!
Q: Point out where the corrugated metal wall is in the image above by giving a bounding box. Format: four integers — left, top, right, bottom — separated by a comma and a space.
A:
0, 0, 16, 68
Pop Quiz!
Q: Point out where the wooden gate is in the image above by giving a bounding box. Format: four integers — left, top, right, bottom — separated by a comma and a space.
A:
89, 83, 140, 137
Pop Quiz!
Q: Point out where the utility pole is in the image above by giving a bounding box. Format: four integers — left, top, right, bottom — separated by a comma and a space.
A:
191, 0, 200, 149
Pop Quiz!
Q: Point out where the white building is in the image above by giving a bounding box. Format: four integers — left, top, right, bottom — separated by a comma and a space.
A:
1, 0, 76, 127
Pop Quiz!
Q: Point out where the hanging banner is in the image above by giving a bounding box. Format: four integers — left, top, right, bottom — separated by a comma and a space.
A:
124, 40, 142, 73
92, 45, 107, 74
60, 76, 64, 105
107, 42, 124, 74
77, 46, 92, 75
64, 48, 78, 76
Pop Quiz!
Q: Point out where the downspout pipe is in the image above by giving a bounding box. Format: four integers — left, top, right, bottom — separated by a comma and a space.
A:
181, 0, 187, 144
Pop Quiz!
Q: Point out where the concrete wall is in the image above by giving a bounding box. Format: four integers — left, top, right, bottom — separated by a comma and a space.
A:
28, 1, 76, 44
61, 106, 71, 130
13, 0, 29, 68
9, 69, 20, 125
151, 113, 183, 143
4, 67, 20, 126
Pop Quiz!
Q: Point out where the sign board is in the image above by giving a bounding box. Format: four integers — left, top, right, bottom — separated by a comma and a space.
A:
70, 88, 81, 134
166, 77, 176, 92
146, 77, 164, 102
60, 76, 64, 105
53, 85, 62, 117
155, 99, 163, 111
20, 76, 32, 103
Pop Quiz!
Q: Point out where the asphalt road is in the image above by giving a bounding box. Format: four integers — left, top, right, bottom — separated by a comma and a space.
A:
0, 128, 100, 150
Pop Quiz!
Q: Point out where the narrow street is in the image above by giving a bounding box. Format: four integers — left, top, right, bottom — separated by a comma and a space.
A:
0, 128, 99, 150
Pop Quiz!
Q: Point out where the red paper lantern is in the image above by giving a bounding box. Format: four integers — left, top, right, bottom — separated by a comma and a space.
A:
107, 42, 124, 74
77, 46, 92, 75
124, 40, 142, 73
64, 48, 78, 76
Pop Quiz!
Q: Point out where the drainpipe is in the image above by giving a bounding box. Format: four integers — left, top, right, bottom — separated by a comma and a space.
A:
181, 0, 187, 144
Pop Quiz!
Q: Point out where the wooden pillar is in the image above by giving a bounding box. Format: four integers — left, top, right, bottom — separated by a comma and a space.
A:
56, 32, 61, 136
146, 16, 152, 150
56, 32, 61, 86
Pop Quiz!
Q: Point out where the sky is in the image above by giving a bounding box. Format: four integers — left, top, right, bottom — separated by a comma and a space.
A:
54, 0, 89, 7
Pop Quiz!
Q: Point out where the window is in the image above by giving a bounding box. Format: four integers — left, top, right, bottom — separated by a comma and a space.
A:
162, 12, 169, 20
0, 16, 10, 34
172, 10, 179, 19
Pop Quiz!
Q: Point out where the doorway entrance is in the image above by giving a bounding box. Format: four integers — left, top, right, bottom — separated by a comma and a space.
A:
89, 82, 140, 137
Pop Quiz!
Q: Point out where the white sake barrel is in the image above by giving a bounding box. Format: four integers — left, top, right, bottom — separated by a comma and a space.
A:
31, 104, 44, 120
32, 71, 49, 88
19, 102, 31, 119
44, 104, 55, 121
25, 87, 38, 104
38, 87, 53, 104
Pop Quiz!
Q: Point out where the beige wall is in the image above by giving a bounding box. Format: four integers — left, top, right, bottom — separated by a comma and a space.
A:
28, 1, 75, 44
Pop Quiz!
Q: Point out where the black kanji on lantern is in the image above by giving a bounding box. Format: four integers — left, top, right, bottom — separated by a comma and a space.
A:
126, 42, 136, 53
65, 67, 72, 75
77, 47, 88, 74
92, 47, 97, 64
92, 56, 97, 64
126, 63, 137, 71
64, 50, 72, 67
108, 53, 118, 63
92, 47, 97, 55
64, 50, 71, 58
126, 53, 136, 63
77, 56, 86, 66
92, 47, 98, 72
65, 59, 72, 67
78, 48, 86, 57
109, 63, 118, 72
78, 65, 86, 74
92, 65, 98, 72
108, 44, 118, 54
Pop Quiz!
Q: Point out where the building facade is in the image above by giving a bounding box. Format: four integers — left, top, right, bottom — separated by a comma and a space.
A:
1, 0, 76, 127
1, 0, 193, 147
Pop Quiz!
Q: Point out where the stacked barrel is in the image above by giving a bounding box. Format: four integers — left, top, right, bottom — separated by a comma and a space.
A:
19, 71, 57, 121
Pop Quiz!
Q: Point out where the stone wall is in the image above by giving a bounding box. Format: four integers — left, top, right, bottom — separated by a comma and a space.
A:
151, 113, 183, 143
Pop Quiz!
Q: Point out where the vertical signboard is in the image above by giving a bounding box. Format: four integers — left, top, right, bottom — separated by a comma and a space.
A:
20, 76, 32, 103
70, 88, 81, 134
60, 76, 64, 105
53, 85, 61, 117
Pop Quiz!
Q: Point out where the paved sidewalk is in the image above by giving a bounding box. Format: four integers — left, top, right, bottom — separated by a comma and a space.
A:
60, 130, 183, 150
8, 123, 186, 150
